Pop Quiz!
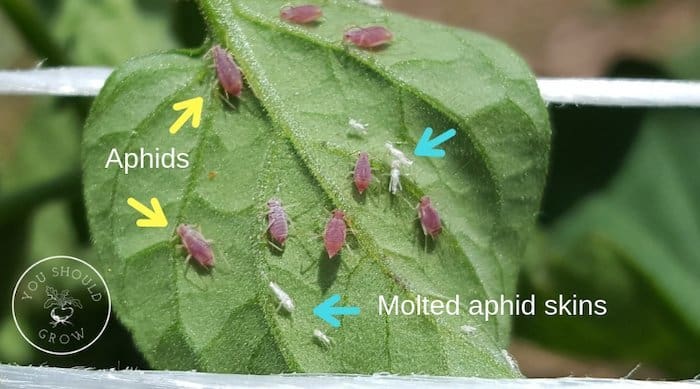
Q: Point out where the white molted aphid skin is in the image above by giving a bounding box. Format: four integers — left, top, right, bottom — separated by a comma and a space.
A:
384, 142, 413, 166
349, 118, 368, 134
359, 0, 383, 6
460, 324, 477, 335
313, 329, 332, 348
269, 281, 295, 313
389, 160, 402, 195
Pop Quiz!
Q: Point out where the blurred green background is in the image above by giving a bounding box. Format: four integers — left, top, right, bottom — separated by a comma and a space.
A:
0, 0, 698, 379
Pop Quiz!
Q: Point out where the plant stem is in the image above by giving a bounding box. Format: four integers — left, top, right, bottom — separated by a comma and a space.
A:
0, 169, 80, 222
0, 0, 68, 66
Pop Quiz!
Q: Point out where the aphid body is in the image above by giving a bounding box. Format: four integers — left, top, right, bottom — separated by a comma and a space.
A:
417, 196, 442, 238
280, 5, 323, 24
388, 160, 402, 195
348, 118, 368, 135
353, 152, 372, 194
343, 26, 393, 48
385, 142, 413, 166
269, 281, 295, 313
266, 199, 289, 248
211, 44, 242, 98
324, 210, 347, 258
313, 329, 332, 348
176, 224, 214, 268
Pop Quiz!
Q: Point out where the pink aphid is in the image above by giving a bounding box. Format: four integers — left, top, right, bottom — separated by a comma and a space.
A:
211, 44, 242, 98
176, 224, 215, 268
324, 210, 347, 259
353, 152, 372, 194
266, 199, 289, 249
280, 4, 323, 24
417, 196, 442, 238
343, 26, 393, 48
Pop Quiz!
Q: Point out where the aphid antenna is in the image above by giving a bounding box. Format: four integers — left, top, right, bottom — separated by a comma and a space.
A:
300, 259, 318, 275
270, 199, 302, 212
203, 46, 215, 60
390, 192, 414, 209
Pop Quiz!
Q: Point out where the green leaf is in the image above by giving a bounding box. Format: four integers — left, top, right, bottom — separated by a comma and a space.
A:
82, 0, 550, 375
519, 110, 700, 377
0, 99, 80, 192
52, 0, 176, 65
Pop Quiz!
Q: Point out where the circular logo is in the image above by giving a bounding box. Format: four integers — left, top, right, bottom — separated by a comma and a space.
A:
12, 255, 111, 355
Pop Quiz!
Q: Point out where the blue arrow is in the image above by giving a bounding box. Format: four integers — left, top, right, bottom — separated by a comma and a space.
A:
414, 127, 457, 158
313, 294, 361, 328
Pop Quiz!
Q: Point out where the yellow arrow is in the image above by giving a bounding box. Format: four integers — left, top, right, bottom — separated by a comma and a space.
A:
127, 197, 168, 228
169, 96, 203, 134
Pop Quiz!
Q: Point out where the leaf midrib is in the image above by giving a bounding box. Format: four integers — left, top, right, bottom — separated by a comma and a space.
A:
235, 0, 495, 314
225, 0, 534, 305
197, 1, 509, 369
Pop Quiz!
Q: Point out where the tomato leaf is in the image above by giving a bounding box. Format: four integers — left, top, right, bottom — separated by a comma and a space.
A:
82, 0, 550, 375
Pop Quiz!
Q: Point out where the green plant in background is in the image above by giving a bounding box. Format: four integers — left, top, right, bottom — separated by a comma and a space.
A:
517, 55, 700, 378
0, 0, 178, 368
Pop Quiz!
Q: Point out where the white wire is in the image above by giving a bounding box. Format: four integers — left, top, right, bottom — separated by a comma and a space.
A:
0, 67, 112, 96
538, 78, 700, 107
1, 365, 698, 389
1, 68, 700, 107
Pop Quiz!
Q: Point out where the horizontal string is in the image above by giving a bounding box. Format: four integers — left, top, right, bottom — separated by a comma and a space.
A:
1, 67, 700, 107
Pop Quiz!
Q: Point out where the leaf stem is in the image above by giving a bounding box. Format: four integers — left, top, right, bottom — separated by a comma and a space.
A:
0, 0, 69, 66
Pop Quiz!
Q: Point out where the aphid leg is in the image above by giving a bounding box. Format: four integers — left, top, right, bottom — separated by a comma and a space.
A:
300, 260, 317, 275
339, 257, 350, 272
218, 91, 237, 110
182, 255, 192, 277
267, 240, 284, 252
343, 242, 354, 256
204, 45, 215, 60
403, 196, 415, 209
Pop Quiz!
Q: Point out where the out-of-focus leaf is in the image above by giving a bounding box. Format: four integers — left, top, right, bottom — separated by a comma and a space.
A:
0, 99, 80, 192
52, 0, 176, 65
171, 0, 207, 47
518, 109, 700, 377
539, 59, 666, 225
